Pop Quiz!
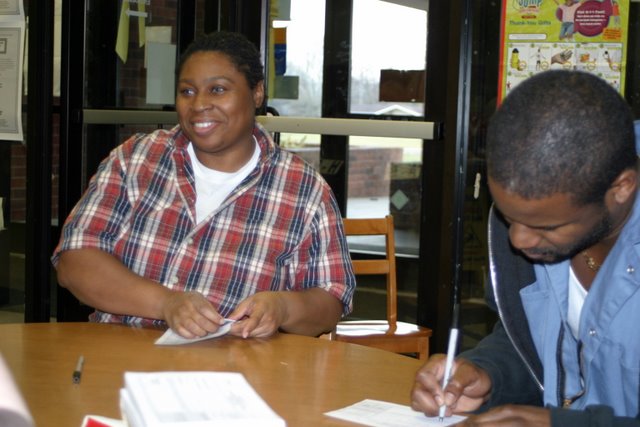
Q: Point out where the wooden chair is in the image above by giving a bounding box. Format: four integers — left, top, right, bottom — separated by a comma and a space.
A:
332, 215, 433, 360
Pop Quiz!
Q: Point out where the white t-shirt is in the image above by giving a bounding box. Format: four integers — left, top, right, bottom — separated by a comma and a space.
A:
567, 267, 588, 338
186, 140, 260, 224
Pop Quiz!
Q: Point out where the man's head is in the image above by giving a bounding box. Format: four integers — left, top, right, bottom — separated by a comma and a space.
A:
487, 70, 637, 263
487, 70, 635, 206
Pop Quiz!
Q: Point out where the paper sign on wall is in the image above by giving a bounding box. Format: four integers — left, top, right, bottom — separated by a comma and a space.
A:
498, 0, 629, 104
0, 0, 25, 142
146, 42, 176, 105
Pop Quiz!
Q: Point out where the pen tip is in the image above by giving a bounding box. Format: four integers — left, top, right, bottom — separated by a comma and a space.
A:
438, 417, 444, 422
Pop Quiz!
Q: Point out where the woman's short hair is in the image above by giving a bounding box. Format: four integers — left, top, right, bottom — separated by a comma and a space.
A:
176, 31, 264, 90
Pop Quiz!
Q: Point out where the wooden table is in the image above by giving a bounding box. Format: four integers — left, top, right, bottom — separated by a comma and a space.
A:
0, 322, 424, 426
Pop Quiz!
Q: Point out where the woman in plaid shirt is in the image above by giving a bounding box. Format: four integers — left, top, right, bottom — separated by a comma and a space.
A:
52, 32, 355, 340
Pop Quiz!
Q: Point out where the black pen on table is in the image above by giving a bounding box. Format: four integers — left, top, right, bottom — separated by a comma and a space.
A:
72, 355, 84, 384
439, 303, 460, 422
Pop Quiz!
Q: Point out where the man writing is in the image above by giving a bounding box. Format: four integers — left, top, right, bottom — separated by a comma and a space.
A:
412, 70, 640, 425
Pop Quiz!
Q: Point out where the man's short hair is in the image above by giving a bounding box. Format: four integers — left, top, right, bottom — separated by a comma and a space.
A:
487, 70, 636, 205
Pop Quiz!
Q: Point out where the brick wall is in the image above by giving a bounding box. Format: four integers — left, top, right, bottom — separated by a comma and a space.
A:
9, 113, 59, 223
10, 144, 25, 222
349, 147, 403, 197
290, 146, 403, 198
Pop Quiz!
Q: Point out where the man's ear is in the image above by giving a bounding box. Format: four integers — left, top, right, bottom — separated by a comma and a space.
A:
609, 168, 638, 205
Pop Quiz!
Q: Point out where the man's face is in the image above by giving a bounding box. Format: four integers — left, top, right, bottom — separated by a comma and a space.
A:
488, 178, 612, 263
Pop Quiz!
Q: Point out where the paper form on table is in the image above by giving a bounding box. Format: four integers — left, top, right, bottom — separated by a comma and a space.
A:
325, 399, 466, 427
154, 318, 236, 345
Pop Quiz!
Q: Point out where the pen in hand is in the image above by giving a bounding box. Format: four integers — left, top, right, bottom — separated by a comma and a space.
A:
439, 304, 460, 422
72, 355, 84, 384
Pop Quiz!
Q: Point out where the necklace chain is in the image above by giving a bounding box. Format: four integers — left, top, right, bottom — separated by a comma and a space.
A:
581, 251, 601, 272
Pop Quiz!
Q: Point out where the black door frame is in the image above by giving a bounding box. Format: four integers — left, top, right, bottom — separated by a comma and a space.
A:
320, 0, 473, 352
25, 0, 55, 322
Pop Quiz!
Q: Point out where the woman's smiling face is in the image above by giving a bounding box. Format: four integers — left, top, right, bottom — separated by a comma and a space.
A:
176, 50, 264, 172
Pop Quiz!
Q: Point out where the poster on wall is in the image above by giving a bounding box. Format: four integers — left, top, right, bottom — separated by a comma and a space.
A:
498, 0, 629, 104
0, 0, 25, 142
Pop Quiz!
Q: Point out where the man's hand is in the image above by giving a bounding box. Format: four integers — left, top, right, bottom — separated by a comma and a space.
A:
227, 292, 288, 338
411, 355, 492, 417
162, 291, 225, 338
453, 405, 550, 427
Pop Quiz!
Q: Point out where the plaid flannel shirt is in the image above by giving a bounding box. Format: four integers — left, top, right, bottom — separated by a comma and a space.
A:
52, 124, 355, 327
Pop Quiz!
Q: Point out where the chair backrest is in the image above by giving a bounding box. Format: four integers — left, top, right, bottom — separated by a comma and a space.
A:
342, 215, 397, 326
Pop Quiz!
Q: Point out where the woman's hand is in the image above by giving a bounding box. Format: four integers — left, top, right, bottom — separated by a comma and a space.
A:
227, 292, 288, 338
162, 291, 226, 338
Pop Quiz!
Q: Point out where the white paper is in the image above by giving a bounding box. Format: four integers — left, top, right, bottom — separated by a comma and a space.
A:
53, 0, 61, 97
336, 321, 422, 336
0, 21, 25, 141
0, 197, 4, 230
120, 371, 285, 427
0, 0, 24, 141
0, 0, 22, 16
325, 399, 466, 427
335, 322, 394, 336
146, 41, 176, 105
0, 354, 34, 427
144, 26, 172, 68
154, 318, 235, 345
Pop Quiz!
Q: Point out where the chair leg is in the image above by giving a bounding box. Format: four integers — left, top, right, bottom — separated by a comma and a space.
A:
417, 340, 429, 360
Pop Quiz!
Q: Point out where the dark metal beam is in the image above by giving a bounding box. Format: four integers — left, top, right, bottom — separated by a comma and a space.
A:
178, 0, 197, 54
25, 0, 55, 322
418, 0, 473, 352
56, 0, 95, 322
320, 0, 352, 215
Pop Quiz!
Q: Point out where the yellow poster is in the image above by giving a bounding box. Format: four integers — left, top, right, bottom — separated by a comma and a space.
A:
498, 0, 629, 103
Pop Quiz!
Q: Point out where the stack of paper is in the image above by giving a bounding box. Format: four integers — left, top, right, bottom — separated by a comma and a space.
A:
119, 371, 286, 427
0, 354, 34, 427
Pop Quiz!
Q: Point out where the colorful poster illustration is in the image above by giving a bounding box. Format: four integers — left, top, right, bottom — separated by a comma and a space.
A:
498, 0, 629, 103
